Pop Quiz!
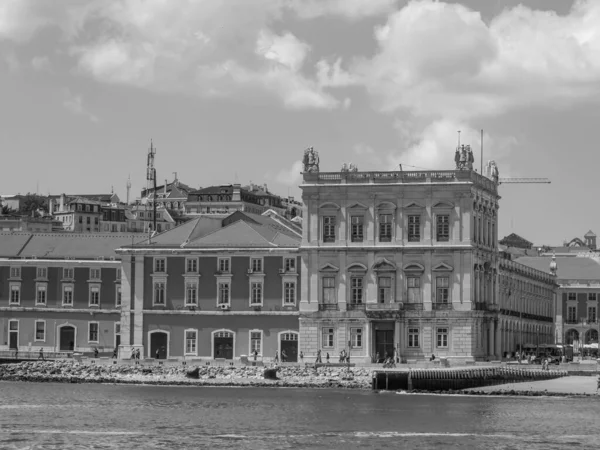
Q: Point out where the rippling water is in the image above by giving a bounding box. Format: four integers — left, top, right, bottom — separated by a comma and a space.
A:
0, 381, 598, 449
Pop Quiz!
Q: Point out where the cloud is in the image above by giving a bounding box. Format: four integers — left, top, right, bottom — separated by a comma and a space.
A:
385, 119, 517, 172
358, 0, 600, 120
276, 160, 303, 186
31, 56, 50, 71
291, 0, 399, 20
62, 91, 99, 123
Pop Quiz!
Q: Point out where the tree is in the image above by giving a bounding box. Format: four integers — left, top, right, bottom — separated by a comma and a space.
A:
18, 193, 48, 217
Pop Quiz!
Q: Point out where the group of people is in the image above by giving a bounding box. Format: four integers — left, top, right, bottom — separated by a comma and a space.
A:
273, 349, 288, 363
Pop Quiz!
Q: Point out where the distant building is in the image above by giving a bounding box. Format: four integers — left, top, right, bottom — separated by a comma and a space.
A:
0, 215, 60, 232
0, 233, 140, 356
499, 233, 533, 250
126, 204, 175, 233
140, 175, 192, 213
52, 196, 103, 233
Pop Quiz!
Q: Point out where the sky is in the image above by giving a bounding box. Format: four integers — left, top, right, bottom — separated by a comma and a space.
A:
1, 0, 598, 246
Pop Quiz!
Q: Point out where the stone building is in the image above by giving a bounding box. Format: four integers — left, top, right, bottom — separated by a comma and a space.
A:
116, 212, 301, 360
297, 146, 556, 363
0, 233, 137, 355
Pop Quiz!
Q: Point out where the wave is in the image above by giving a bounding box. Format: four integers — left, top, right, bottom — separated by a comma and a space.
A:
1, 430, 144, 436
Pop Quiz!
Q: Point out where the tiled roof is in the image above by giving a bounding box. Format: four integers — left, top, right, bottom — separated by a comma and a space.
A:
232, 211, 301, 238
0, 233, 144, 259
186, 220, 300, 248
68, 197, 104, 206
190, 185, 234, 195
516, 255, 600, 280
132, 216, 222, 246
584, 230, 596, 237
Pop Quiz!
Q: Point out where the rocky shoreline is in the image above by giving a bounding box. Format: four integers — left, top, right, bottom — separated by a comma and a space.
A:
1, 362, 597, 397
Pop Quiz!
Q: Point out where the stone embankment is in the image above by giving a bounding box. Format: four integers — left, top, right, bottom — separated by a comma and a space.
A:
0, 361, 373, 389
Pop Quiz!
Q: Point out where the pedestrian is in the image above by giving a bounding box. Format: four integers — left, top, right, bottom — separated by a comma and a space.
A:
326, 352, 330, 364
253, 350, 258, 361
300, 351, 304, 363
112, 347, 118, 359
596, 375, 600, 392
131, 348, 136, 360
375, 352, 380, 364
316, 349, 322, 364
14, 348, 18, 360
274, 351, 279, 363
155, 348, 160, 360
93, 347, 99, 359
135, 348, 140, 360
38, 347, 45, 361
281, 349, 287, 363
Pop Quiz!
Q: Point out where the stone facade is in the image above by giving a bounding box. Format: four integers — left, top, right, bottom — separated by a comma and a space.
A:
298, 154, 557, 363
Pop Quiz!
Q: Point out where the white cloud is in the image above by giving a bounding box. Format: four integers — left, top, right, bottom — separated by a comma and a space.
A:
62, 91, 99, 123
276, 160, 304, 186
291, 0, 398, 20
359, 0, 600, 120
31, 56, 50, 71
316, 58, 360, 88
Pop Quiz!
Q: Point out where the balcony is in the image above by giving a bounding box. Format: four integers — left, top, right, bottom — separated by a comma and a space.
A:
318, 303, 339, 312
473, 303, 499, 311
404, 303, 424, 311
432, 302, 453, 311
366, 302, 403, 311
346, 303, 366, 311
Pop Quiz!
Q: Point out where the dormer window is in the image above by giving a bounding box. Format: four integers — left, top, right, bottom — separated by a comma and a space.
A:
10, 267, 21, 279
154, 257, 166, 273
218, 257, 230, 273
284, 258, 296, 273
250, 258, 262, 273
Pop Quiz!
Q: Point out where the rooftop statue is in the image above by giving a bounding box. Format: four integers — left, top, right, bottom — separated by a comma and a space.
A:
455, 144, 473, 171
303, 147, 320, 173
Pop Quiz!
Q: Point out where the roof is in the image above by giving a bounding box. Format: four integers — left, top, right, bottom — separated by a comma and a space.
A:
0, 233, 144, 259
128, 211, 301, 249
585, 230, 596, 237
190, 185, 234, 195
499, 233, 533, 249
68, 197, 103, 206
516, 255, 600, 280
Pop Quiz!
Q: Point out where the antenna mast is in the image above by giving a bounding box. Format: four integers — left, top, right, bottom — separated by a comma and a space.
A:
480, 129, 483, 175
146, 140, 157, 234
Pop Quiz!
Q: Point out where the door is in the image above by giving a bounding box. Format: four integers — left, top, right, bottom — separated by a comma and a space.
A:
214, 331, 234, 359
150, 332, 168, 359
375, 330, 394, 363
59, 326, 75, 351
280, 333, 298, 362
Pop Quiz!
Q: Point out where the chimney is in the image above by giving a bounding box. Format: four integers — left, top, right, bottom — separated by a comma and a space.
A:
263, 183, 268, 193
164, 180, 168, 195
59, 193, 66, 212
232, 184, 241, 202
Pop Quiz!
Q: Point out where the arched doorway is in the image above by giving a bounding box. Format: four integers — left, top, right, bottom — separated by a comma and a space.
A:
565, 329, 579, 345
213, 330, 234, 359
58, 325, 76, 351
585, 329, 598, 344
280, 332, 298, 362
149, 331, 169, 359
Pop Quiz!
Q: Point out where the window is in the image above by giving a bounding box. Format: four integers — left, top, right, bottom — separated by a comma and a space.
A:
218, 258, 230, 273
153, 281, 166, 305
588, 293, 597, 301
436, 277, 449, 303
36, 267, 48, 279
86, 217, 90, 225
436, 328, 448, 348
94, 217, 99, 225
408, 328, 419, 347
407, 277, 421, 303
115, 285, 122, 307
116, 268, 122, 281
36, 284, 47, 305
89, 322, 99, 342
9, 284, 20, 304
154, 258, 166, 273
78, 216, 83, 224
185, 330, 197, 355
408, 215, 420, 242
85, 205, 90, 212
568, 292, 576, 301
350, 277, 363, 304
379, 214, 392, 242
284, 257, 296, 273
589, 306, 597, 322
250, 258, 262, 273
35, 321, 45, 341
436, 215, 450, 241
90, 268, 101, 280
284, 282, 296, 305
9, 266, 21, 278
250, 331, 262, 354
322, 327, 334, 348
89, 285, 100, 306
218, 282, 230, 305
378, 277, 392, 303
186, 258, 198, 274
63, 285, 73, 305
323, 216, 336, 242
63, 267, 74, 279
251, 282, 262, 305
185, 281, 198, 305
322, 277, 336, 304
350, 328, 363, 348
350, 216, 364, 242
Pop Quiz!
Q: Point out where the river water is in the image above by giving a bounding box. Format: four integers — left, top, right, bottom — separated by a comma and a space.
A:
0, 382, 598, 449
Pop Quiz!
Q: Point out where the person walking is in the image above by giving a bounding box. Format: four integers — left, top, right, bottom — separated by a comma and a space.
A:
300, 351, 304, 363
93, 347, 99, 359
281, 349, 287, 363
326, 352, 330, 364
38, 347, 45, 361
112, 347, 118, 359
274, 351, 279, 364
155, 348, 160, 360
135, 348, 140, 360
131, 348, 136, 360
316, 349, 322, 364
